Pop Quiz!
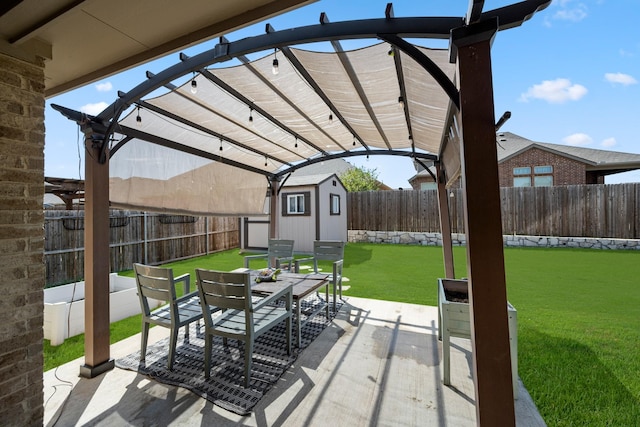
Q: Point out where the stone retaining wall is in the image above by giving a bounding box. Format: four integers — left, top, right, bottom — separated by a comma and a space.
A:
348, 230, 640, 251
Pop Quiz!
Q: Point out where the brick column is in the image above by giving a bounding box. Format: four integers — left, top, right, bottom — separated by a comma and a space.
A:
0, 52, 46, 425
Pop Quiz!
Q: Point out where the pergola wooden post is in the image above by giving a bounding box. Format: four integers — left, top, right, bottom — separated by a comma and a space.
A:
436, 162, 455, 278
269, 177, 279, 239
452, 18, 516, 426
79, 125, 114, 378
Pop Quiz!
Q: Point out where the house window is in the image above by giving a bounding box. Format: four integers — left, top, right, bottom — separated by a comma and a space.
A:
534, 175, 553, 187
420, 182, 437, 190
514, 176, 532, 187
513, 165, 553, 187
282, 191, 311, 216
534, 165, 553, 186
287, 194, 305, 214
330, 193, 340, 215
534, 165, 553, 174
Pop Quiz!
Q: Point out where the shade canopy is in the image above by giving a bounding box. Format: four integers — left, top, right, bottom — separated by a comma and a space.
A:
53, 1, 552, 216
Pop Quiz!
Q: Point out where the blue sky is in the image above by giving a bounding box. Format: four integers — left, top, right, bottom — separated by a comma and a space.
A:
44, 0, 640, 188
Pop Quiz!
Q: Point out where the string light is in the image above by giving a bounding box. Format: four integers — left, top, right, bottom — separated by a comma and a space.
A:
190, 72, 197, 94
294, 136, 298, 148
329, 112, 333, 124
249, 107, 253, 123
136, 106, 142, 125
219, 137, 223, 151
352, 135, 356, 147
272, 49, 279, 75
264, 155, 268, 167
388, 45, 395, 57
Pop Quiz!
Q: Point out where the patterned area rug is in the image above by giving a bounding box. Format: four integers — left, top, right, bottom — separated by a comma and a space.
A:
116, 297, 339, 415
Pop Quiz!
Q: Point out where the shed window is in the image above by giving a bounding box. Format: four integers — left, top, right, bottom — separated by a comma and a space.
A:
282, 191, 311, 216
288, 194, 305, 214
330, 193, 340, 215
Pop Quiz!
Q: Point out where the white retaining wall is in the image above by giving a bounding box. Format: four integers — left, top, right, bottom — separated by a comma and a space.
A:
43, 273, 161, 346
348, 230, 640, 251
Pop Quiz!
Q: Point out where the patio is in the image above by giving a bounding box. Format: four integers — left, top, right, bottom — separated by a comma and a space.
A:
44, 297, 545, 426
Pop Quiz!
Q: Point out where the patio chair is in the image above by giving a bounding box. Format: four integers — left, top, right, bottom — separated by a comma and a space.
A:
294, 240, 344, 312
243, 238, 295, 270
195, 268, 292, 388
133, 263, 204, 370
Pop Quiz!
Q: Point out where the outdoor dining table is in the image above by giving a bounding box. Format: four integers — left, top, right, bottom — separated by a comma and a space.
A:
248, 270, 330, 347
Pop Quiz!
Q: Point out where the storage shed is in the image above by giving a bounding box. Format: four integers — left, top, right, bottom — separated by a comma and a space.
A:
241, 173, 347, 253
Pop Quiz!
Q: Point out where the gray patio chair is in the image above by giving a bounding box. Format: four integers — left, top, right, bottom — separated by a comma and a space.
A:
243, 238, 295, 270
195, 268, 292, 387
294, 240, 345, 312
134, 263, 204, 370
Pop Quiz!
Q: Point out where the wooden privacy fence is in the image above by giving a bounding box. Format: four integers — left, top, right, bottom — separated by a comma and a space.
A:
44, 210, 239, 287
348, 183, 640, 239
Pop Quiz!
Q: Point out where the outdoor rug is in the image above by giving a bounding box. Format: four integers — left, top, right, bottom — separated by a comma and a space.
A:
116, 297, 341, 415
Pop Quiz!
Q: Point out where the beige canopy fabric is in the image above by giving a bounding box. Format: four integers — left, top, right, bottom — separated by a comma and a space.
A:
109, 42, 456, 215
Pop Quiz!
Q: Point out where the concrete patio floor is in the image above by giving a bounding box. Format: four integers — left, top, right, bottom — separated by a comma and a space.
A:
44, 297, 546, 426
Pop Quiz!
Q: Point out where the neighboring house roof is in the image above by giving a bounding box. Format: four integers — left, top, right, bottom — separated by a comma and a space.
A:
496, 132, 640, 172
410, 131, 640, 182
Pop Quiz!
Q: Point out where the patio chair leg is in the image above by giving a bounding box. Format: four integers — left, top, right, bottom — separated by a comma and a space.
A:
168, 327, 178, 370
140, 322, 150, 361
244, 340, 253, 388
204, 334, 212, 379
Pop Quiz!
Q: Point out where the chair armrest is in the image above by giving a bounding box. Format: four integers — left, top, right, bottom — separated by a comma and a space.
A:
175, 290, 199, 304
294, 256, 315, 273
253, 284, 293, 311
244, 253, 267, 268
332, 260, 344, 282
174, 273, 191, 294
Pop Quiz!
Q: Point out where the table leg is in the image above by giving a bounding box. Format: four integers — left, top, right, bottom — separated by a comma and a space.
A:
325, 283, 330, 318
295, 297, 301, 348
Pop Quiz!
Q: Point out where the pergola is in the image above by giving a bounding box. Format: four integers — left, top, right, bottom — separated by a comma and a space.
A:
54, 1, 551, 425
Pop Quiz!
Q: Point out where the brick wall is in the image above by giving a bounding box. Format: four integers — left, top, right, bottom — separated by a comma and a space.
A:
0, 53, 45, 425
499, 147, 586, 187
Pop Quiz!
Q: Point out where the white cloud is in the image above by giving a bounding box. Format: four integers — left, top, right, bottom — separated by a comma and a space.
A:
619, 48, 634, 58
95, 81, 113, 92
80, 102, 109, 115
519, 78, 587, 103
604, 73, 637, 86
552, 0, 588, 22
601, 137, 617, 148
562, 133, 592, 146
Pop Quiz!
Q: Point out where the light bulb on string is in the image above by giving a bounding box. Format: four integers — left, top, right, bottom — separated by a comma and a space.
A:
328, 112, 333, 124
264, 155, 268, 167
249, 107, 253, 123
190, 72, 198, 94
352, 135, 356, 147
136, 106, 142, 125
219, 137, 223, 151
294, 136, 298, 148
272, 49, 279, 75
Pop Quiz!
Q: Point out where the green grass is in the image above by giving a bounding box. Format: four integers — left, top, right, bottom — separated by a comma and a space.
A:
43, 244, 640, 426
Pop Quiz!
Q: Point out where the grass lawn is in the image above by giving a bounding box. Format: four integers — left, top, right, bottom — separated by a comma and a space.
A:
44, 244, 640, 426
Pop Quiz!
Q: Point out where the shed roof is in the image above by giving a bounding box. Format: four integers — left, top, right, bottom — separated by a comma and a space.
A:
283, 173, 338, 187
